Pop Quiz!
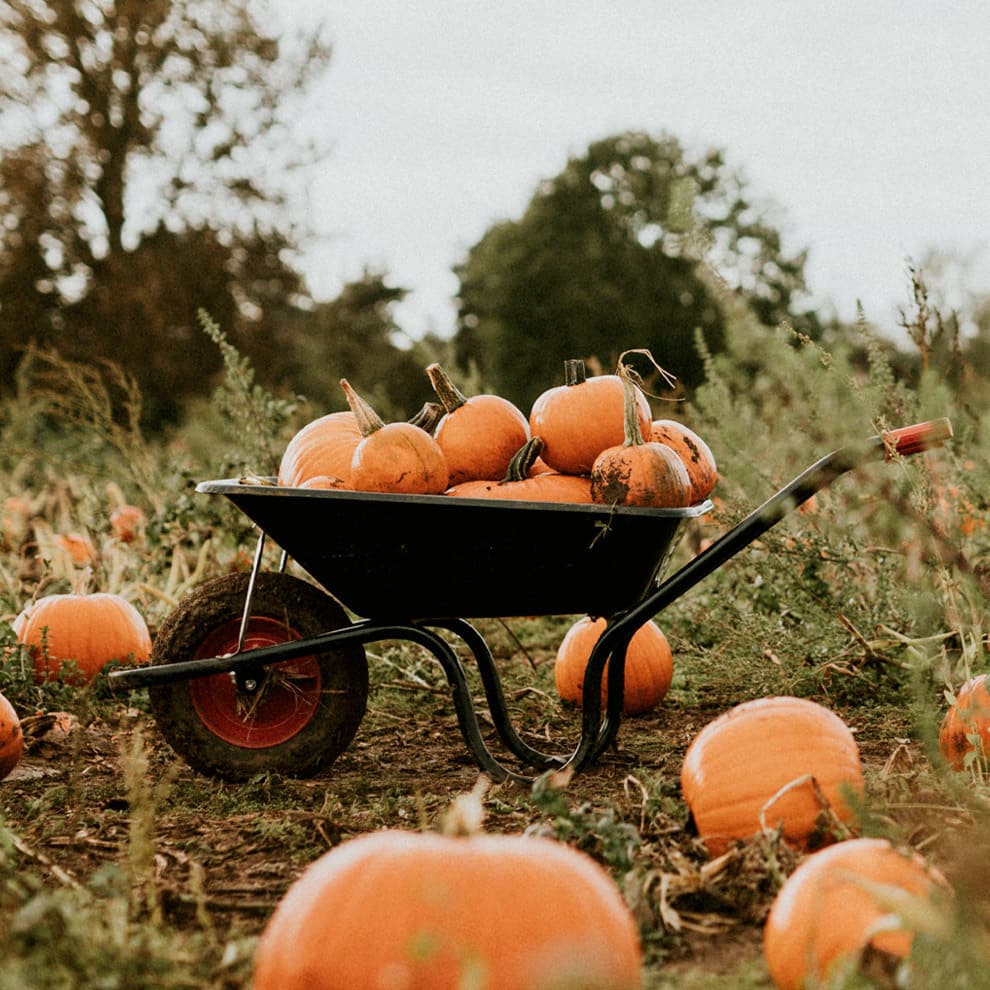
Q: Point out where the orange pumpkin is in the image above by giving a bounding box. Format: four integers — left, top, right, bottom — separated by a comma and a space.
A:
680, 696, 864, 856
17, 592, 152, 684
252, 829, 642, 990
590, 379, 691, 508
54, 532, 96, 566
939, 674, 990, 770
277, 410, 361, 489
0, 692, 23, 781
110, 504, 146, 543
427, 363, 530, 485
650, 419, 717, 504
764, 837, 949, 990
529, 359, 652, 476
445, 437, 593, 504
341, 379, 449, 495
554, 616, 673, 716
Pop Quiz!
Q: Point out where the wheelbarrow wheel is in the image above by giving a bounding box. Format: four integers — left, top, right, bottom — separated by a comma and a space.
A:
148, 572, 368, 781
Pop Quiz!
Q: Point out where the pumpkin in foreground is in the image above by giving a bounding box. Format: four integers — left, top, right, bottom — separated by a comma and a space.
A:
680, 696, 864, 855
0, 692, 23, 781
763, 837, 949, 990
252, 829, 642, 990
16, 592, 152, 683
938, 673, 990, 770
554, 616, 673, 716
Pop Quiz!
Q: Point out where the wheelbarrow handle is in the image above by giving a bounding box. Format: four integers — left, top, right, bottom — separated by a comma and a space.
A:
880, 417, 953, 459
607, 418, 954, 634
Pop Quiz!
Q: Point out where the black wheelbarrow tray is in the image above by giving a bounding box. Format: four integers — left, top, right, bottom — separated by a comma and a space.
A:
109, 418, 953, 783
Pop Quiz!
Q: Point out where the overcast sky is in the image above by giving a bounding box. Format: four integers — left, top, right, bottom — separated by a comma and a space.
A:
271, 1, 989, 344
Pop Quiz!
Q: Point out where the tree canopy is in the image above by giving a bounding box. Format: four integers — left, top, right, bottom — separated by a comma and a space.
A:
453, 131, 821, 409
0, 0, 330, 423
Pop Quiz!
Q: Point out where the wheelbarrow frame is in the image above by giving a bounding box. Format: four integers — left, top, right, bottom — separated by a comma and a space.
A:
109, 419, 952, 784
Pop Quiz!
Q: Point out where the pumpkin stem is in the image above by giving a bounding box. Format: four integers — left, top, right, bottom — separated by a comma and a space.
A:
408, 401, 444, 435
621, 377, 646, 447
339, 379, 385, 437
563, 359, 587, 387
500, 436, 544, 483
425, 363, 469, 414
616, 348, 677, 395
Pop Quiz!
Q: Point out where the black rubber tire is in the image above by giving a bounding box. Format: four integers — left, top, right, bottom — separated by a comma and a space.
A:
148, 572, 368, 780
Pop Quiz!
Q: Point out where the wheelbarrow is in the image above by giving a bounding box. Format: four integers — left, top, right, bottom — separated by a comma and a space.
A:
108, 418, 953, 783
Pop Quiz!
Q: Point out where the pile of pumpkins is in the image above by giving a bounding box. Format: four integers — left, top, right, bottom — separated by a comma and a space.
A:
277, 359, 718, 510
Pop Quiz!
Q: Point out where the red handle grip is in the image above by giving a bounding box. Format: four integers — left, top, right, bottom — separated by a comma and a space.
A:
880, 418, 953, 459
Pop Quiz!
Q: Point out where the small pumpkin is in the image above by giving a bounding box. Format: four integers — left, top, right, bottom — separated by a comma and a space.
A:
681, 696, 864, 856
17, 592, 152, 684
939, 674, 990, 770
529, 359, 653, 476
252, 829, 642, 990
427, 363, 530, 485
445, 437, 593, 503
110, 504, 146, 543
554, 616, 673, 716
763, 837, 949, 990
54, 532, 96, 566
650, 419, 717, 503
590, 378, 692, 508
277, 410, 361, 489
0, 692, 23, 781
341, 379, 449, 495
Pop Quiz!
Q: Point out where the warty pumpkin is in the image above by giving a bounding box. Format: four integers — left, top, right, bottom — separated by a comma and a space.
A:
341, 379, 449, 495
680, 696, 864, 855
650, 419, 717, 504
252, 828, 643, 990
426, 362, 530, 485
554, 616, 673, 716
590, 379, 692, 508
529, 359, 653, 476
763, 837, 949, 990
0, 692, 23, 781
939, 673, 990, 770
17, 592, 152, 684
445, 437, 593, 503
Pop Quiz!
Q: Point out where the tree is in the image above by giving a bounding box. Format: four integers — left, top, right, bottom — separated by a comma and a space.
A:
453, 131, 820, 409
0, 0, 330, 423
283, 270, 444, 422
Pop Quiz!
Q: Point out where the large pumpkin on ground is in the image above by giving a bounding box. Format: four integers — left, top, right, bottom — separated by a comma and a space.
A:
554, 616, 673, 716
17, 592, 152, 684
680, 696, 864, 855
938, 674, 990, 770
252, 829, 643, 990
763, 837, 949, 990
0, 692, 23, 781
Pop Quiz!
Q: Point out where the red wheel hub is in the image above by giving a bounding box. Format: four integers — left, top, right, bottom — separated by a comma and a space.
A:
189, 617, 322, 748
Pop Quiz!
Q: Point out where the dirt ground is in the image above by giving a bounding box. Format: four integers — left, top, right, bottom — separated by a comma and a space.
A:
2, 671, 953, 987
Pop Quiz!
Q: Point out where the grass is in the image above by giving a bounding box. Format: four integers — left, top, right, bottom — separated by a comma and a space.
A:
0, 285, 988, 987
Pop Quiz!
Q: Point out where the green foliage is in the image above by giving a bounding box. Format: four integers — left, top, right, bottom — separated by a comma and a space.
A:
452, 130, 822, 409
197, 311, 299, 477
